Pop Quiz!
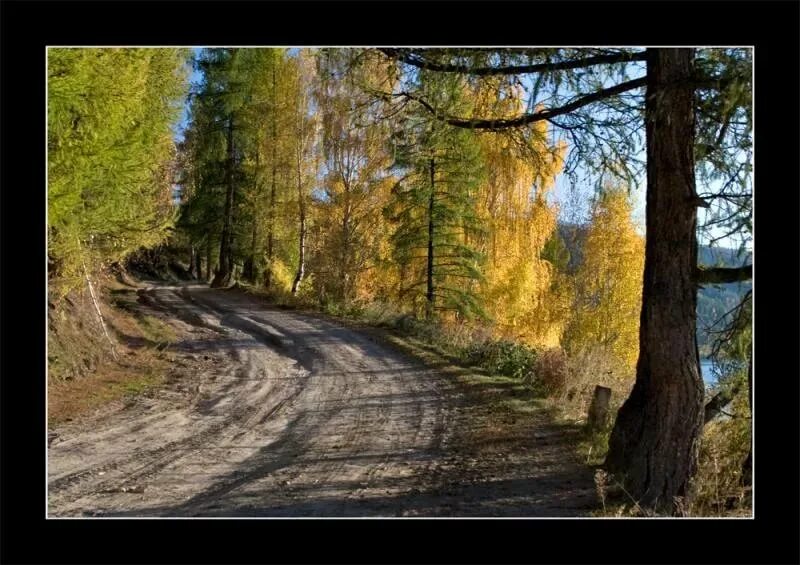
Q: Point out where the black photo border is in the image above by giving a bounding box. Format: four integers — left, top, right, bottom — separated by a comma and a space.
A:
1, 1, 798, 564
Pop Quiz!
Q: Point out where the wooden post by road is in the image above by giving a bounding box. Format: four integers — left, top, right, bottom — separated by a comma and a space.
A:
588, 385, 612, 430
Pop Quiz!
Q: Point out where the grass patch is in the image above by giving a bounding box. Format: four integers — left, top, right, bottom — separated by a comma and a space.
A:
48, 356, 166, 428
362, 327, 547, 425
136, 314, 177, 346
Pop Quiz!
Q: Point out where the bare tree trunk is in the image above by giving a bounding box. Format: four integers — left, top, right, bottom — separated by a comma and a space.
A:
77, 241, 118, 361
244, 150, 260, 283
193, 243, 202, 280
291, 189, 306, 295
243, 224, 257, 283
205, 237, 212, 282
189, 245, 196, 278
212, 116, 235, 288
588, 385, 612, 431
292, 89, 308, 296
266, 161, 276, 289
425, 157, 435, 320
340, 186, 352, 304
604, 48, 704, 514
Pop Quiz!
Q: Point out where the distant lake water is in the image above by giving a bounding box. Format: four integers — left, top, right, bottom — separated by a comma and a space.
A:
700, 359, 717, 386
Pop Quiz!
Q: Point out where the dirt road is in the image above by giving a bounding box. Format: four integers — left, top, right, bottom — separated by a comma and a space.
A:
48, 284, 597, 517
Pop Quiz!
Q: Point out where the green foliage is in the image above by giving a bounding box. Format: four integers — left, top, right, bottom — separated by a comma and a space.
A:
467, 339, 539, 384
386, 72, 488, 320
179, 48, 309, 288
48, 48, 190, 293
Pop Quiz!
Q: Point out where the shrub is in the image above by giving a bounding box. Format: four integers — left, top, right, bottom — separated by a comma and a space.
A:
468, 339, 539, 385
557, 346, 633, 419
690, 372, 752, 516
360, 301, 401, 327
535, 347, 570, 394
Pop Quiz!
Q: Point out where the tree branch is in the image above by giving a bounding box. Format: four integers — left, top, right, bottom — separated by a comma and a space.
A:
379, 48, 648, 76
394, 77, 647, 131
697, 264, 752, 285
704, 382, 742, 424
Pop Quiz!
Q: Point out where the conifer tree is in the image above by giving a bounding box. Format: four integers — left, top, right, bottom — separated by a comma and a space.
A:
386, 73, 486, 320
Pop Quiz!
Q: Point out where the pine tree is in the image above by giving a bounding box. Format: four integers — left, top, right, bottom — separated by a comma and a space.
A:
386, 73, 486, 320
179, 48, 301, 290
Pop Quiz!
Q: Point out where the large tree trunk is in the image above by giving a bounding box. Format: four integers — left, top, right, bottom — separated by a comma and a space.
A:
425, 157, 435, 320
243, 150, 260, 284
265, 137, 277, 290
604, 48, 704, 514
243, 222, 257, 283
211, 117, 236, 288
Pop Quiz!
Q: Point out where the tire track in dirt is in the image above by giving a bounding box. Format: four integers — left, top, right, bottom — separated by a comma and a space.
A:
48, 282, 598, 517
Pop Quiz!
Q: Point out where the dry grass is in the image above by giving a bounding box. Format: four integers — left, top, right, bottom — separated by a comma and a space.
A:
689, 390, 752, 516
48, 274, 179, 427
48, 354, 168, 427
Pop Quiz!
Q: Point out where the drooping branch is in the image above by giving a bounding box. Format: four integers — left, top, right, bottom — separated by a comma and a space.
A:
379, 48, 648, 76
392, 77, 647, 131
697, 264, 752, 285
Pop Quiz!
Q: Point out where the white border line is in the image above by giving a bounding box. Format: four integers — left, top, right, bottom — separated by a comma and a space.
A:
750, 46, 755, 518
45, 45, 50, 521
44, 44, 756, 521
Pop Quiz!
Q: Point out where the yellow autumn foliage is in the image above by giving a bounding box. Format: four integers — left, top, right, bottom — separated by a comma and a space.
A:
564, 185, 645, 371
474, 118, 568, 348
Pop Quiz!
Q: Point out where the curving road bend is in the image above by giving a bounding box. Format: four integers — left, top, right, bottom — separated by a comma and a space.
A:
47, 284, 596, 517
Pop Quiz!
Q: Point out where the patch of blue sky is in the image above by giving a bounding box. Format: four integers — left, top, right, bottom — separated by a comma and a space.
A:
173, 48, 206, 143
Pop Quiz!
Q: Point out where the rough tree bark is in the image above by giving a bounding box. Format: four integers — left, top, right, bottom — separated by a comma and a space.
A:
604, 48, 705, 514
211, 117, 235, 288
